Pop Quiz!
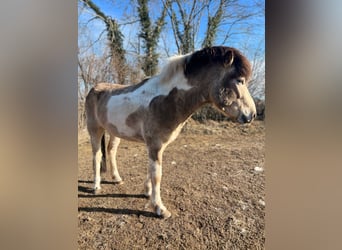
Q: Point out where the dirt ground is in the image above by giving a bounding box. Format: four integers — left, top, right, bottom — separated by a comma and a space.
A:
78, 119, 265, 249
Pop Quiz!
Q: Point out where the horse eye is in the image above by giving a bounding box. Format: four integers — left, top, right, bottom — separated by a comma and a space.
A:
237, 78, 244, 84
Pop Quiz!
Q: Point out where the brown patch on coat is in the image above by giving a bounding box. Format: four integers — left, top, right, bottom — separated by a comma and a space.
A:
86, 79, 151, 129
122, 86, 201, 162
126, 107, 145, 128
142, 86, 209, 153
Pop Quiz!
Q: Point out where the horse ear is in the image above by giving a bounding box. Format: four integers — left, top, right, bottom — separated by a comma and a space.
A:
224, 50, 234, 67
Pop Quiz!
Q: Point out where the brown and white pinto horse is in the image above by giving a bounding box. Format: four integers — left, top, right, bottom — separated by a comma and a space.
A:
85, 46, 256, 218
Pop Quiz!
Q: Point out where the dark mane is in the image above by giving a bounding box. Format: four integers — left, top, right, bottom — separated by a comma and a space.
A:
184, 46, 252, 80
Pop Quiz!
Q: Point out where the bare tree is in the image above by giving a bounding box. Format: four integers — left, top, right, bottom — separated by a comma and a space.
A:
242, 40, 265, 100
202, 0, 225, 48
137, 0, 169, 76
80, 0, 127, 84
165, 0, 204, 54
249, 57, 265, 99
164, 0, 263, 54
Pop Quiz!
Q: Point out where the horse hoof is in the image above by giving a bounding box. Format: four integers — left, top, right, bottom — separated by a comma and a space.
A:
114, 180, 124, 185
93, 188, 101, 195
155, 207, 171, 219
160, 210, 172, 219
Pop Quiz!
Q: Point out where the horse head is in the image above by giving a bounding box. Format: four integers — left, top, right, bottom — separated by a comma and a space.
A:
185, 46, 257, 123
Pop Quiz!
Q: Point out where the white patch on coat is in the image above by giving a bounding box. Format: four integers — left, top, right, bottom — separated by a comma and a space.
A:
167, 121, 187, 144
238, 84, 257, 117
106, 59, 192, 138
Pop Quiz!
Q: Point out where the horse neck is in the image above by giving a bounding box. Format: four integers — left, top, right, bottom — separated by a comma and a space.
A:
177, 84, 211, 121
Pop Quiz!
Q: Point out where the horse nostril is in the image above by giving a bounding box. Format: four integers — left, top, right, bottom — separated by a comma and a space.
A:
240, 114, 255, 123
253, 113, 256, 119
241, 115, 248, 123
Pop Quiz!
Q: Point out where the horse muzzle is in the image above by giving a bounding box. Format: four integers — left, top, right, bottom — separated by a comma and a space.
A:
237, 112, 256, 124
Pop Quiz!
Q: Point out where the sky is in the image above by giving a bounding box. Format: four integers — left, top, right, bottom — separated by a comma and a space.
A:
78, 0, 265, 60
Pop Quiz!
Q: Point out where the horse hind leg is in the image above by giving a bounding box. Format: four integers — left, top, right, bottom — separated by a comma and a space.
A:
108, 136, 123, 184
89, 127, 105, 194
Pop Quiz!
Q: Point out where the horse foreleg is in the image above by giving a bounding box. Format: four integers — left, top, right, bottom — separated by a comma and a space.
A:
108, 136, 123, 184
147, 145, 171, 219
144, 173, 152, 198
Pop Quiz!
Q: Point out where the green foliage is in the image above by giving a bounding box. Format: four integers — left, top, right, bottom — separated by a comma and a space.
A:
168, 3, 194, 54
106, 19, 125, 60
137, 0, 168, 76
80, 0, 126, 83
81, 0, 106, 17
202, 0, 225, 48
191, 104, 228, 122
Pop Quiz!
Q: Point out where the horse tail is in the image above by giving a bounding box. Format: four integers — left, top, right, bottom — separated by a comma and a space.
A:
100, 134, 107, 173
86, 86, 107, 173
